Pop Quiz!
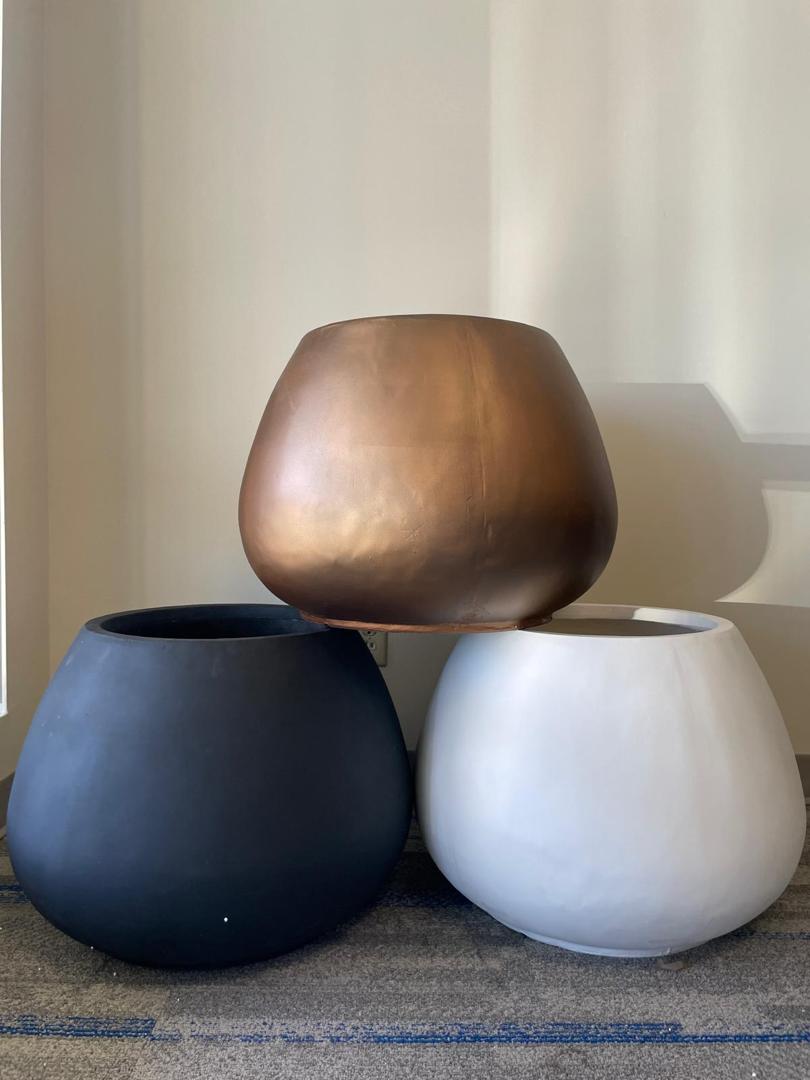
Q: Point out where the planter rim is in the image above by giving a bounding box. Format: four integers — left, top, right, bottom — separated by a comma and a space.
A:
84, 603, 329, 643
305, 313, 551, 338
524, 603, 733, 640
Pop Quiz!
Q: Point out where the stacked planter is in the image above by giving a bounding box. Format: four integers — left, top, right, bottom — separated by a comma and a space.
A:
9, 315, 805, 964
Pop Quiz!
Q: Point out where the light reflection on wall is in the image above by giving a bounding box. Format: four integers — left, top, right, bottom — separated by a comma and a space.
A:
491, 0, 810, 439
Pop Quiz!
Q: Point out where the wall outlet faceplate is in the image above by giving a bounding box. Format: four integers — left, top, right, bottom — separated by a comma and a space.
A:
360, 629, 388, 667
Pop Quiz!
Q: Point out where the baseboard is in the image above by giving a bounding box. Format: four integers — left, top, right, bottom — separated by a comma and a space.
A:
797, 755, 810, 799
0, 772, 13, 837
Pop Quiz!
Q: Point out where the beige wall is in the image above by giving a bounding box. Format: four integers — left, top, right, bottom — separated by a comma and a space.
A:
3, 0, 806, 757
43, 0, 489, 746
1, 0, 49, 780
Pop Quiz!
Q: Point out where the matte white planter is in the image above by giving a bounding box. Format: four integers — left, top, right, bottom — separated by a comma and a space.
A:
416, 604, 806, 957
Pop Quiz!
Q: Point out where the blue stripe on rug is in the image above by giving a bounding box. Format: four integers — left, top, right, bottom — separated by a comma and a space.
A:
0, 884, 29, 904
0, 1015, 179, 1041
190, 1021, 810, 1045
2, 1015, 810, 1045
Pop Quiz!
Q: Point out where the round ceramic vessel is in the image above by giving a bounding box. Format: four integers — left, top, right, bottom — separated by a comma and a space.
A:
239, 315, 617, 632
416, 604, 806, 957
8, 605, 412, 967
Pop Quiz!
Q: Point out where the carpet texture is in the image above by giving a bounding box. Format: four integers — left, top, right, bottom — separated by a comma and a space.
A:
1, 810, 808, 1079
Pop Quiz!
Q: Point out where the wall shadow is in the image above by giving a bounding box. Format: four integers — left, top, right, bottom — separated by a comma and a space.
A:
44, 0, 145, 666
586, 381, 810, 749
389, 381, 810, 751
383, 633, 459, 752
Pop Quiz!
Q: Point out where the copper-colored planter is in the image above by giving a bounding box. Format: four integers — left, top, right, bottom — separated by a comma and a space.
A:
239, 315, 617, 632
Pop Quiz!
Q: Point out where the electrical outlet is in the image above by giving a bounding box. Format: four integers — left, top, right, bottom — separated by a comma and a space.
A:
360, 629, 388, 667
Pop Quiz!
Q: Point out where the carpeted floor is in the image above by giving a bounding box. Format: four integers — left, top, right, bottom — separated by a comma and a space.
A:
1, 810, 809, 1080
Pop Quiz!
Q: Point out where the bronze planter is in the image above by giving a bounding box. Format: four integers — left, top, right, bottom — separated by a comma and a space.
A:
240, 315, 617, 632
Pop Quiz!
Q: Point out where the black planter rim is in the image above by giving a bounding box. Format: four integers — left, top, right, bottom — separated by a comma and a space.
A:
85, 603, 330, 643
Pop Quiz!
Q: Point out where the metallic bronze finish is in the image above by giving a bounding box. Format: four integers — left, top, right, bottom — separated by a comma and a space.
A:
239, 315, 617, 632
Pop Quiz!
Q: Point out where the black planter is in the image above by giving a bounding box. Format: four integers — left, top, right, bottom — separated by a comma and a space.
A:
7, 604, 412, 967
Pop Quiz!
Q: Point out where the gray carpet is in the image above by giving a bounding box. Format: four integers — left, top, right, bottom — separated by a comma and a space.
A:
1, 810, 809, 1080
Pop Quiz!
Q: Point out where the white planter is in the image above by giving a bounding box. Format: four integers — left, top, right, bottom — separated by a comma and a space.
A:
416, 604, 806, 957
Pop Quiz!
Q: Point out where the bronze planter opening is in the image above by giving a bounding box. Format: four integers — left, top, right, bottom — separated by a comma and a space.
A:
239, 315, 617, 632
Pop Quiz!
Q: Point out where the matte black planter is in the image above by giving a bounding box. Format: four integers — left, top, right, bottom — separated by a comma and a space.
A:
8, 605, 412, 968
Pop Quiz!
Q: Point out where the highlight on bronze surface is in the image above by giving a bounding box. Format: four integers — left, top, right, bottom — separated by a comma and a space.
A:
239, 314, 617, 632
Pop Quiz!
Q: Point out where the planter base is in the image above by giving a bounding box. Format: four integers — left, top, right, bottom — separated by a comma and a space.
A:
300, 611, 551, 633
500, 920, 700, 958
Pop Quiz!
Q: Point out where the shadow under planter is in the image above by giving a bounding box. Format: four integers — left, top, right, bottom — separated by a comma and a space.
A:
8, 604, 412, 967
